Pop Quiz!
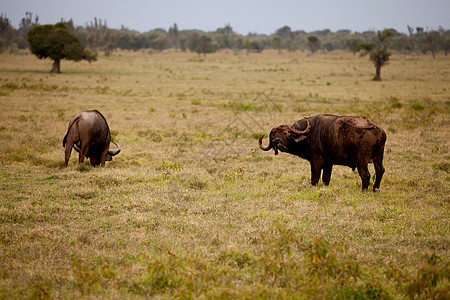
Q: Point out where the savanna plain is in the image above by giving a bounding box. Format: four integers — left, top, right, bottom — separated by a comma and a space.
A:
0, 50, 449, 299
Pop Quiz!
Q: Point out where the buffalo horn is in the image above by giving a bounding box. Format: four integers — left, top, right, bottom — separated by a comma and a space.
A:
290, 118, 311, 135
258, 135, 272, 151
108, 141, 121, 156
73, 143, 81, 153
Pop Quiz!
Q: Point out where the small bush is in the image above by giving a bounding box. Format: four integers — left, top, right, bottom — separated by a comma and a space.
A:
388, 96, 402, 108
403, 253, 449, 299
410, 103, 425, 110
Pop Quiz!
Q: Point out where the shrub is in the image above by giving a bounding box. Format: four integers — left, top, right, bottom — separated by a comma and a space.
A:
410, 103, 425, 110
388, 96, 402, 108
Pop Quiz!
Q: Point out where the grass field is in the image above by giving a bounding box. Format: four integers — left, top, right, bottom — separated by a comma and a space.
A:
0, 50, 449, 298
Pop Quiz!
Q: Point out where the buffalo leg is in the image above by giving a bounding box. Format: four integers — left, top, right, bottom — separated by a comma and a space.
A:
322, 163, 333, 186
373, 159, 385, 191
100, 146, 109, 167
310, 159, 323, 186
356, 163, 370, 191
64, 142, 74, 167
79, 143, 89, 165
372, 143, 386, 191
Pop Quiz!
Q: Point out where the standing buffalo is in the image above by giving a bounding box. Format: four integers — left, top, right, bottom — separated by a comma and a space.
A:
63, 110, 121, 167
259, 114, 386, 191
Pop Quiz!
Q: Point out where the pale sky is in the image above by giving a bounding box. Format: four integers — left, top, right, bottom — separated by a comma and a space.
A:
1, 0, 449, 34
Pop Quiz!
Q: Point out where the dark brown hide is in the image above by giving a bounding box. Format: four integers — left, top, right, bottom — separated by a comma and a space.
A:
63, 110, 120, 167
259, 114, 386, 191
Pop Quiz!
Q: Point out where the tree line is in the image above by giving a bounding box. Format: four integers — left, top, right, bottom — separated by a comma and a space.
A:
1, 12, 450, 57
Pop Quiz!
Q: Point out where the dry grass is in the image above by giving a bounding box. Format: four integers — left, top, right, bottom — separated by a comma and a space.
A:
0, 50, 449, 298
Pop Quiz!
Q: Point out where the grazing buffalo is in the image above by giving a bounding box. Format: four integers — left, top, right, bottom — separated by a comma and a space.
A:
63, 110, 121, 167
259, 114, 386, 191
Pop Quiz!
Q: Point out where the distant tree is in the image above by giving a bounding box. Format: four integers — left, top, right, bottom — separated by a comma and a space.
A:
343, 35, 364, 54
405, 25, 419, 53
168, 23, 179, 49
116, 31, 134, 50
178, 35, 187, 52
149, 31, 169, 50
216, 33, 231, 49
243, 38, 250, 51
27, 23, 96, 73
272, 35, 282, 53
15, 12, 39, 49
61, 18, 75, 32
244, 39, 263, 53
391, 35, 414, 53
232, 37, 244, 53
310, 29, 331, 36
357, 29, 393, 81
86, 17, 108, 50
275, 26, 293, 40
307, 35, 321, 54
186, 32, 214, 55
291, 33, 307, 50
216, 23, 233, 36
323, 42, 334, 52
186, 32, 200, 53
421, 31, 442, 58
131, 34, 148, 50
104, 31, 116, 56
196, 35, 214, 55
337, 29, 352, 34
213, 25, 234, 49
443, 38, 450, 55
0, 14, 15, 52
284, 39, 296, 52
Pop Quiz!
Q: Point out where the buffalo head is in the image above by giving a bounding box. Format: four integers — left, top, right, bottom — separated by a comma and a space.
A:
73, 141, 121, 162
259, 118, 310, 155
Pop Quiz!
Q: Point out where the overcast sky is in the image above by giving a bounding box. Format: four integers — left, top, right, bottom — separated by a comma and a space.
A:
2, 0, 449, 34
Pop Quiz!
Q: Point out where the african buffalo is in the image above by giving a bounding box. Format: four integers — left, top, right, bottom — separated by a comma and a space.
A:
259, 114, 386, 191
63, 110, 121, 167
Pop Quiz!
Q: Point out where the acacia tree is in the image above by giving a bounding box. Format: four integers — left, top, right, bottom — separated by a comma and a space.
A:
27, 22, 96, 73
357, 29, 393, 81
307, 35, 321, 54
